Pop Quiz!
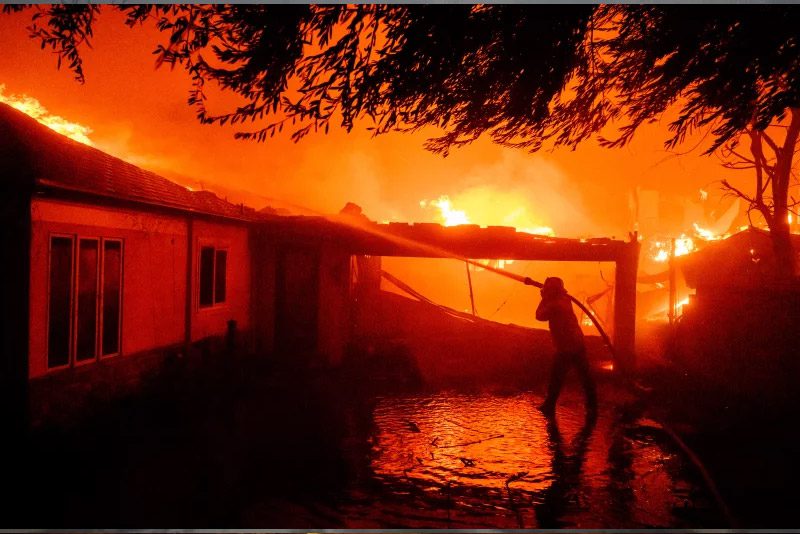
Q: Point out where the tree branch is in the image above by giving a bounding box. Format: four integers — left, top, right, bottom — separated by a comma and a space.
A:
749, 129, 767, 205
760, 128, 780, 155
721, 179, 756, 204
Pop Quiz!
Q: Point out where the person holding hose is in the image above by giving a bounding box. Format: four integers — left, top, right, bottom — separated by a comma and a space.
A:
526, 276, 597, 417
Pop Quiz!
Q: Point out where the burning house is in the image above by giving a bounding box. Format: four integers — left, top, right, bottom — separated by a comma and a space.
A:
672, 228, 800, 393
1, 101, 642, 428
1, 102, 262, 426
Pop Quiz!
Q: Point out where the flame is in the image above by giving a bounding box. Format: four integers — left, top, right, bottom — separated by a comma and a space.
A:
420, 193, 556, 270
646, 294, 692, 323
674, 236, 695, 256
652, 249, 669, 263
421, 194, 554, 236
650, 235, 696, 263
693, 223, 726, 241
645, 217, 742, 264
517, 225, 555, 237
467, 257, 516, 272
420, 196, 470, 226
0, 84, 93, 145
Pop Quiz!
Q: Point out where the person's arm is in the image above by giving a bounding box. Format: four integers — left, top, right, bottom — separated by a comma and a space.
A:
536, 297, 552, 321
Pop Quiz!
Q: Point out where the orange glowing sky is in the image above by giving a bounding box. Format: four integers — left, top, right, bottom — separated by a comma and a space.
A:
0, 8, 746, 238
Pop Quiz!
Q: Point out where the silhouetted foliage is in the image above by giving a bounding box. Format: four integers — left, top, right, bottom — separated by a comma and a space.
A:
573, 6, 800, 275
3, 4, 594, 154
579, 7, 800, 152
6, 5, 800, 154
5, 4, 800, 272
8, 5, 800, 151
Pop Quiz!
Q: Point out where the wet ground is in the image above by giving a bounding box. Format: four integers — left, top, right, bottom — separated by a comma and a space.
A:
317, 391, 720, 529
6, 355, 728, 528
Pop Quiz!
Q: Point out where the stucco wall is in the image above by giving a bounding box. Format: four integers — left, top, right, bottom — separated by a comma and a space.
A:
190, 218, 252, 343
29, 198, 254, 380
29, 199, 189, 378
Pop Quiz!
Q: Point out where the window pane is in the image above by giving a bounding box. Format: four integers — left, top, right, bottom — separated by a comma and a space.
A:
76, 239, 99, 361
215, 250, 227, 303
102, 241, 122, 356
48, 237, 73, 368
199, 247, 214, 307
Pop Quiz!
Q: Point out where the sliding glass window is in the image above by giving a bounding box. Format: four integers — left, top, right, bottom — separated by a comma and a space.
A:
101, 240, 122, 356
47, 235, 123, 370
47, 236, 73, 369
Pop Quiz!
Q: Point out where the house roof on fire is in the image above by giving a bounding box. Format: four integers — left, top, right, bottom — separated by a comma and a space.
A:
679, 227, 800, 289
0, 102, 260, 221
0, 102, 638, 262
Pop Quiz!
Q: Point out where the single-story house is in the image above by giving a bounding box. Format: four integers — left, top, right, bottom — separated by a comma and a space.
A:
1, 100, 642, 429
0, 102, 362, 428
1, 102, 262, 426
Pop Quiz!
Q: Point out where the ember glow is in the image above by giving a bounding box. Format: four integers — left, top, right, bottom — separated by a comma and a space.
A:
518, 225, 556, 237
421, 193, 555, 236
650, 235, 696, 263
0, 84, 93, 145
418, 192, 558, 274
421, 196, 470, 227
693, 223, 726, 241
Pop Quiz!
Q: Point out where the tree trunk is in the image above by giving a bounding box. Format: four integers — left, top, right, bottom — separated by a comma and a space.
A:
771, 218, 795, 279
768, 107, 800, 279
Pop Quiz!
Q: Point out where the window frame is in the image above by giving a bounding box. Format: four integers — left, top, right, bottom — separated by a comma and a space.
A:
45, 234, 75, 372
197, 243, 229, 310
74, 237, 100, 367
45, 233, 124, 371
99, 238, 124, 359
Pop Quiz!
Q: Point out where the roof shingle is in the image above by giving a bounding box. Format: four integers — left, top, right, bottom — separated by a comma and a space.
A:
0, 102, 257, 221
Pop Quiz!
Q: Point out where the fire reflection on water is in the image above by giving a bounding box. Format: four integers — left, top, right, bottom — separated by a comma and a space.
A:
371, 395, 552, 494
346, 392, 717, 528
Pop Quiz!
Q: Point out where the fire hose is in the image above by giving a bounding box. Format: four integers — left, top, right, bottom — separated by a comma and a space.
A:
460, 258, 617, 362
330, 215, 619, 362
458, 260, 738, 524
334, 216, 734, 525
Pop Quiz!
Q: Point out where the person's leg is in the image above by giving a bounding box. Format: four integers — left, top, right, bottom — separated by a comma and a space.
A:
541, 353, 570, 414
574, 349, 597, 411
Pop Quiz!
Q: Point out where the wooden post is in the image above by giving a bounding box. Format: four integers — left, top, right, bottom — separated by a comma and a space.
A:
465, 261, 477, 316
668, 238, 677, 325
613, 233, 640, 376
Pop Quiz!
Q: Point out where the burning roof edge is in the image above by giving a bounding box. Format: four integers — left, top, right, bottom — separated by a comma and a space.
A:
0, 102, 265, 222
678, 227, 800, 288
0, 101, 642, 253
262, 211, 635, 261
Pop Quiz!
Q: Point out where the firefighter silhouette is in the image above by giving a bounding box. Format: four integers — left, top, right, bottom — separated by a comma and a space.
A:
535, 277, 597, 416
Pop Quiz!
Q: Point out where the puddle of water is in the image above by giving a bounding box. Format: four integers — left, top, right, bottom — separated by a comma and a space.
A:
330, 390, 721, 528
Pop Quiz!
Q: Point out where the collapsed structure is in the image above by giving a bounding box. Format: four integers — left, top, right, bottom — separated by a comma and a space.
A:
672, 228, 800, 394
0, 102, 640, 427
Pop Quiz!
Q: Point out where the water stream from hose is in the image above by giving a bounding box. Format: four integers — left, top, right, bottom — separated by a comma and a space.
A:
324, 213, 617, 360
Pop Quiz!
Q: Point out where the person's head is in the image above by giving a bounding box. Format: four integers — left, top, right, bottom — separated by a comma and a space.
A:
541, 276, 567, 298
